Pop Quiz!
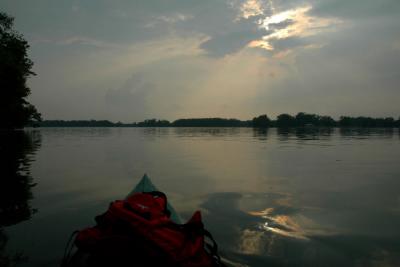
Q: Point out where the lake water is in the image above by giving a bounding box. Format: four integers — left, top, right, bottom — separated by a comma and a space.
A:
1, 127, 400, 267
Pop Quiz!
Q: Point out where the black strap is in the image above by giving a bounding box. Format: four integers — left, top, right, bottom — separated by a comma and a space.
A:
60, 230, 79, 267
204, 229, 226, 266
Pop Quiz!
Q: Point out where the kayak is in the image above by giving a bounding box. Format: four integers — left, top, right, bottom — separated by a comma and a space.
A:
63, 174, 228, 267
126, 175, 236, 267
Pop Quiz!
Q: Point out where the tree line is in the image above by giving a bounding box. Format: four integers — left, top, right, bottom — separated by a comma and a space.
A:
38, 113, 400, 128
252, 113, 400, 128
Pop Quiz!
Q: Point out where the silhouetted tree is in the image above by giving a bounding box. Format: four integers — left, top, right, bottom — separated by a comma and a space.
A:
319, 116, 336, 127
338, 116, 396, 127
172, 118, 245, 127
276, 114, 296, 127
0, 12, 41, 129
252, 114, 271, 128
293, 112, 336, 127
294, 112, 319, 126
136, 119, 170, 127
40, 120, 116, 127
37, 115, 399, 128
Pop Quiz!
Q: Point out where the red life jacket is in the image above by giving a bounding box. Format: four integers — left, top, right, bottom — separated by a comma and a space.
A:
68, 191, 224, 267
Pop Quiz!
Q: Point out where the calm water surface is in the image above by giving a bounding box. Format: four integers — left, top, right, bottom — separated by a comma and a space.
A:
1, 127, 400, 267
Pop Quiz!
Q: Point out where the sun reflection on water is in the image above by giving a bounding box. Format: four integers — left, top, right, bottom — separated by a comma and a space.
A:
237, 206, 310, 257
249, 208, 308, 240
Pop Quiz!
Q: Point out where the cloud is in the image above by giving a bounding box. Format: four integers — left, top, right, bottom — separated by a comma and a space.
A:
392, 40, 400, 51
249, 5, 342, 51
105, 74, 154, 119
200, 29, 264, 57
23, 0, 341, 58
105, 74, 151, 106
144, 13, 193, 28
31, 36, 122, 49
199, 0, 343, 56
57, 36, 120, 48
238, 0, 266, 19
311, 0, 400, 20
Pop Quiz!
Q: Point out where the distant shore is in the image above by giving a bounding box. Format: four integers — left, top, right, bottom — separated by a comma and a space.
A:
35, 113, 400, 128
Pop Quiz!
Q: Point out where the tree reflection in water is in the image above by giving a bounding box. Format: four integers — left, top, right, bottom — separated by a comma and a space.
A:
0, 130, 41, 266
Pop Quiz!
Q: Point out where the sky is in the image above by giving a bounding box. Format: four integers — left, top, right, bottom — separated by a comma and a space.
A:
2, 0, 400, 122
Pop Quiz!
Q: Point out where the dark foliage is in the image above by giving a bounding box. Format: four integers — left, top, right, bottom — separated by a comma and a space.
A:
272, 112, 336, 127
338, 116, 397, 128
276, 113, 296, 127
39, 120, 117, 127
252, 115, 271, 128
172, 118, 249, 127
38, 114, 399, 128
136, 119, 170, 127
0, 12, 41, 129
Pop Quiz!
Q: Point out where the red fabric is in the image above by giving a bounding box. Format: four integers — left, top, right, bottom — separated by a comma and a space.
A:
75, 192, 215, 267
124, 193, 167, 220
